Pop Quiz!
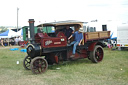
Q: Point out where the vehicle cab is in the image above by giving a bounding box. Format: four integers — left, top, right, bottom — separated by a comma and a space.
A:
36, 20, 87, 48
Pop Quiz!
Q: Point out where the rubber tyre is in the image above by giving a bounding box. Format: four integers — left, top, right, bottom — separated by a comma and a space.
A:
90, 45, 104, 63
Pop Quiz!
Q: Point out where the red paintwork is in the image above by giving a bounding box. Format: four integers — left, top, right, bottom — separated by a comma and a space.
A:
95, 47, 104, 62
67, 49, 88, 59
56, 32, 65, 37
88, 42, 97, 51
19, 41, 28, 46
79, 49, 88, 58
34, 31, 109, 61
35, 32, 67, 48
41, 37, 67, 48
68, 51, 80, 58
35, 33, 50, 43
54, 56, 58, 63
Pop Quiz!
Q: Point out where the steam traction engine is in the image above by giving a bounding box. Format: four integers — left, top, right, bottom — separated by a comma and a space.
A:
23, 19, 110, 74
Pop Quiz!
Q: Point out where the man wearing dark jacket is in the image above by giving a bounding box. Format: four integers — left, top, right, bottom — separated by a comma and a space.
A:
63, 26, 73, 39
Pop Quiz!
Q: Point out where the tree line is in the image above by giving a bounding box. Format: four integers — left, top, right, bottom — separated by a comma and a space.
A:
0, 26, 8, 33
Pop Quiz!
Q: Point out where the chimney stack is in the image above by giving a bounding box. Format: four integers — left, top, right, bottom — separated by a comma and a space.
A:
28, 19, 35, 44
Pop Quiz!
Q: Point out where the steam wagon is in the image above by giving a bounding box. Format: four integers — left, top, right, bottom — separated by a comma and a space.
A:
23, 19, 110, 74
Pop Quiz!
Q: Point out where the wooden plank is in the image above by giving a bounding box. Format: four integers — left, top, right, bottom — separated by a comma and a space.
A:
84, 31, 110, 41
86, 32, 99, 40
99, 32, 109, 38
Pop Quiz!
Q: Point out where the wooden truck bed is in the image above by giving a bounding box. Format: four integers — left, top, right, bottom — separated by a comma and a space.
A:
84, 31, 110, 42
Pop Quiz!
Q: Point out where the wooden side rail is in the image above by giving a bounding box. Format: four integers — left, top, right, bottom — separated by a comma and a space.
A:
84, 31, 110, 42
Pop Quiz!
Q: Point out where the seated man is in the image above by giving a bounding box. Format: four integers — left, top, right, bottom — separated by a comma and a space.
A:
62, 26, 73, 39
68, 25, 83, 58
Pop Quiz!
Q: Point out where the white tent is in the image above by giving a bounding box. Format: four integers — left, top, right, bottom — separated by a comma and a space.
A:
0, 29, 17, 38
0, 29, 23, 38
16, 29, 23, 37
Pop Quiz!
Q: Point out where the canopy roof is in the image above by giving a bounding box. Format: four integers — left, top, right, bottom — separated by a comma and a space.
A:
0, 29, 23, 38
0, 30, 9, 36
37, 20, 87, 27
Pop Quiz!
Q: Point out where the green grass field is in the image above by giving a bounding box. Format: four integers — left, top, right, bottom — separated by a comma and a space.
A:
0, 47, 128, 85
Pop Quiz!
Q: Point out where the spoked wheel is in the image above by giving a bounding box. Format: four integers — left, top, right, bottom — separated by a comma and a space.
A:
30, 57, 48, 74
23, 56, 32, 70
90, 45, 104, 63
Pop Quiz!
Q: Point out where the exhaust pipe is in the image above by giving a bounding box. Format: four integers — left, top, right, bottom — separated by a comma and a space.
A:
28, 19, 35, 44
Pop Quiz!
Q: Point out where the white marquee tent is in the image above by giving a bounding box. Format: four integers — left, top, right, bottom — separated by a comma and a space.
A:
0, 29, 23, 38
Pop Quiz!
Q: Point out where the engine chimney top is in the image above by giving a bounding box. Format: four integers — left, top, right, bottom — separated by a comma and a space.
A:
28, 19, 35, 23
28, 19, 35, 44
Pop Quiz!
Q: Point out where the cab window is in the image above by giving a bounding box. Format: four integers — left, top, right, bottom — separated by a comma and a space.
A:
43, 26, 55, 33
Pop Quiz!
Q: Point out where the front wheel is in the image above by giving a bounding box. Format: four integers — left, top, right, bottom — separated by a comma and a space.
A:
23, 56, 31, 70
90, 45, 104, 63
30, 57, 48, 74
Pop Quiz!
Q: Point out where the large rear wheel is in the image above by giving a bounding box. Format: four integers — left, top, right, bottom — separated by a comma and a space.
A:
90, 45, 104, 63
30, 57, 48, 74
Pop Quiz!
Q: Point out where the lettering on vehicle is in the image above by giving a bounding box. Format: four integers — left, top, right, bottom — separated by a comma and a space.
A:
54, 42, 61, 44
45, 40, 52, 46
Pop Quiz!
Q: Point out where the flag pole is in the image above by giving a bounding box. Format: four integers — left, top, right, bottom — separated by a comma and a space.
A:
17, 7, 19, 32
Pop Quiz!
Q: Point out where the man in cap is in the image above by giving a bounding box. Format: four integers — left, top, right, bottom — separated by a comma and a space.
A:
68, 25, 83, 58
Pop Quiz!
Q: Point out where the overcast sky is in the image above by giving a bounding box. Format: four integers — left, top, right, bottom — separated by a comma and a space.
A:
0, 0, 128, 26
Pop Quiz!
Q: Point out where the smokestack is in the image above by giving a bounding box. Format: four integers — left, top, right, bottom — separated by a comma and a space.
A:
28, 19, 35, 44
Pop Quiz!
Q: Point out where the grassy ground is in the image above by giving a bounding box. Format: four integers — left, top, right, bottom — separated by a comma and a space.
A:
0, 46, 128, 85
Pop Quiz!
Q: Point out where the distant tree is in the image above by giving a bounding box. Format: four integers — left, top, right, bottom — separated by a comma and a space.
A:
0, 26, 8, 33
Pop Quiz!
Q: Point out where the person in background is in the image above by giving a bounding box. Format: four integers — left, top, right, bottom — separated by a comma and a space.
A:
0, 38, 5, 47
37, 27, 42, 33
18, 36, 22, 42
68, 25, 83, 58
14, 37, 19, 45
20, 36, 23, 41
62, 26, 73, 40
